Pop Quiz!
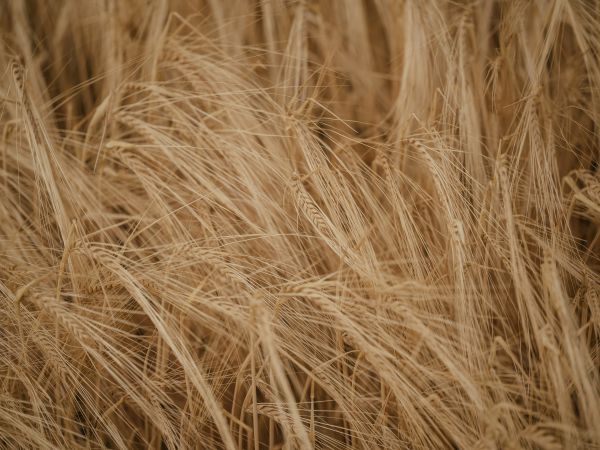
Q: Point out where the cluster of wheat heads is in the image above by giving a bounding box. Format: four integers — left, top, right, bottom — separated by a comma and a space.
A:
1, 0, 600, 449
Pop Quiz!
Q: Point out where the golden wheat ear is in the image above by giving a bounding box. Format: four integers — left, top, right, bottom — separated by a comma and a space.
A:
1, 1, 600, 449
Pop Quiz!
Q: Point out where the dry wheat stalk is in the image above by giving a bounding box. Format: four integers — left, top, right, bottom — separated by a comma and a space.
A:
1, 1, 600, 449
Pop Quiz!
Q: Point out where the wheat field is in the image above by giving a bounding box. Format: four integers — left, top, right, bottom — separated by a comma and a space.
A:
1, 0, 600, 449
